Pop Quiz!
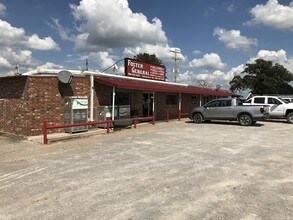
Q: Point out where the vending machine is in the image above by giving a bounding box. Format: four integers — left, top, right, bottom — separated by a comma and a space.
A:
64, 96, 88, 133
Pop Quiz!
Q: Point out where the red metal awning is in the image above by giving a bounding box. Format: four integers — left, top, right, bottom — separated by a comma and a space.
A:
94, 76, 232, 96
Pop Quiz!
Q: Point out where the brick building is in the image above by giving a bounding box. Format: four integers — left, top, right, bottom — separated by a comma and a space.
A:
0, 69, 231, 136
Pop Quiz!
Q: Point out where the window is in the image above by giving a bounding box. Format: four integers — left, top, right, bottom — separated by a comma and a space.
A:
206, 100, 220, 107
254, 97, 265, 104
166, 95, 177, 105
115, 92, 130, 105
219, 100, 231, 107
268, 98, 282, 105
191, 96, 197, 104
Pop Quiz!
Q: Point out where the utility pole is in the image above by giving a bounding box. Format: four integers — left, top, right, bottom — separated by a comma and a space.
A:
170, 48, 181, 82
85, 58, 89, 71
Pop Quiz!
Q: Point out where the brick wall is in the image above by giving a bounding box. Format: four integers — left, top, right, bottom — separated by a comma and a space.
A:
0, 75, 91, 136
0, 75, 207, 136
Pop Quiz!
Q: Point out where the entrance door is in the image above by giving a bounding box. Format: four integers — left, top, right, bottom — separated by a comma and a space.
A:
142, 93, 153, 116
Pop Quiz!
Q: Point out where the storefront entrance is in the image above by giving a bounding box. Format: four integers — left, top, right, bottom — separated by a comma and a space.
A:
142, 93, 153, 117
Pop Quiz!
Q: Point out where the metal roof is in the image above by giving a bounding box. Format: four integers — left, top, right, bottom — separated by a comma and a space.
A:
95, 76, 232, 96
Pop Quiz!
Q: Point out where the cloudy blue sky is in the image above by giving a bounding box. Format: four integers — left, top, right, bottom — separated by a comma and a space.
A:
0, 0, 293, 90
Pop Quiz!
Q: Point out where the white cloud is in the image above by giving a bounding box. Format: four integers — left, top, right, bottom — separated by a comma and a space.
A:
0, 18, 60, 75
88, 52, 116, 70
204, 7, 216, 17
247, 49, 293, 73
70, 0, 168, 52
0, 19, 59, 51
177, 64, 245, 90
0, 47, 33, 68
0, 56, 10, 68
37, 62, 64, 70
213, 27, 258, 51
246, 0, 293, 31
123, 44, 186, 64
28, 34, 60, 51
0, 3, 6, 16
227, 4, 235, 12
225, 64, 244, 81
49, 18, 74, 41
189, 53, 226, 70
177, 71, 198, 84
192, 50, 201, 55
248, 49, 287, 63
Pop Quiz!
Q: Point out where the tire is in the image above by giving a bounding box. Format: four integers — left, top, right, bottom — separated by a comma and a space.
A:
286, 112, 293, 124
192, 113, 203, 123
239, 114, 252, 126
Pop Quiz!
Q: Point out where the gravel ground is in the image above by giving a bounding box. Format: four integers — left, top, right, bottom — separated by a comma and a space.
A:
0, 119, 293, 220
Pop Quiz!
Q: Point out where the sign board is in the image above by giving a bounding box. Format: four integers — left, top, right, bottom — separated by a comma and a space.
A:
125, 58, 166, 81
72, 98, 88, 110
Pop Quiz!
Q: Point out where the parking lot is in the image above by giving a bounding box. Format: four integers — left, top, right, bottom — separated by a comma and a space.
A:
0, 119, 293, 219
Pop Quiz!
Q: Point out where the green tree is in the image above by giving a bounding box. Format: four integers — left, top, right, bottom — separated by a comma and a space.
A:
134, 53, 164, 66
229, 59, 293, 94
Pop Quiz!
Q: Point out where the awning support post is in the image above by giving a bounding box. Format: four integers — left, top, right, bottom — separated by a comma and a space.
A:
112, 87, 116, 121
200, 94, 202, 106
152, 91, 155, 124
178, 93, 182, 121
90, 75, 94, 121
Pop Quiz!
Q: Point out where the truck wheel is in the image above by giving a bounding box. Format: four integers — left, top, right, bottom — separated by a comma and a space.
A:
239, 114, 252, 126
286, 112, 293, 124
192, 113, 203, 123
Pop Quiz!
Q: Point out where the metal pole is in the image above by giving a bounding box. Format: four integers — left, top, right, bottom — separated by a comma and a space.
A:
178, 93, 182, 121
148, 93, 150, 116
200, 94, 202, 106
152, 92, 155, 113
179, 93, 182, 111
90, 75, 94, 121
112, 87, 116, 121
43, 120, 47, 145
152, 92, 155, 125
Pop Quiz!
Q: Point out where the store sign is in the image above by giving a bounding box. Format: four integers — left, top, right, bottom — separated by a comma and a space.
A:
125, 58, 166, 81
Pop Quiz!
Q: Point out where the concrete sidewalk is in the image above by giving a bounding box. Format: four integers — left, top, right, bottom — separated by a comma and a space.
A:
27, 119, 172, 144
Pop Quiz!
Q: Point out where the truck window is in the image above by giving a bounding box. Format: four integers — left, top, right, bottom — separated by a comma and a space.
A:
268, 98, 282, 105
219, 100, 231, 107
206, 100, 219, 107
254, 97, 265, 104
236, 99, 243, 106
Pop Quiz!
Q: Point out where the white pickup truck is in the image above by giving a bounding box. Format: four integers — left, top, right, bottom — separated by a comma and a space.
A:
244, 95, 293, 123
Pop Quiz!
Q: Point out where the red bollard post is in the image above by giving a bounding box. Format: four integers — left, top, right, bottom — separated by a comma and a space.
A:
178, 111, 181, 121
43, 120, 48, 145
152, 112, 155, 125
166, 111, 169, 122
133, 119, 137, 128
106, 121, 110, 134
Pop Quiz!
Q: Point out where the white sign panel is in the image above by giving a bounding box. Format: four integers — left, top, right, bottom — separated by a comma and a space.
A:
72, 98, 88, 109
